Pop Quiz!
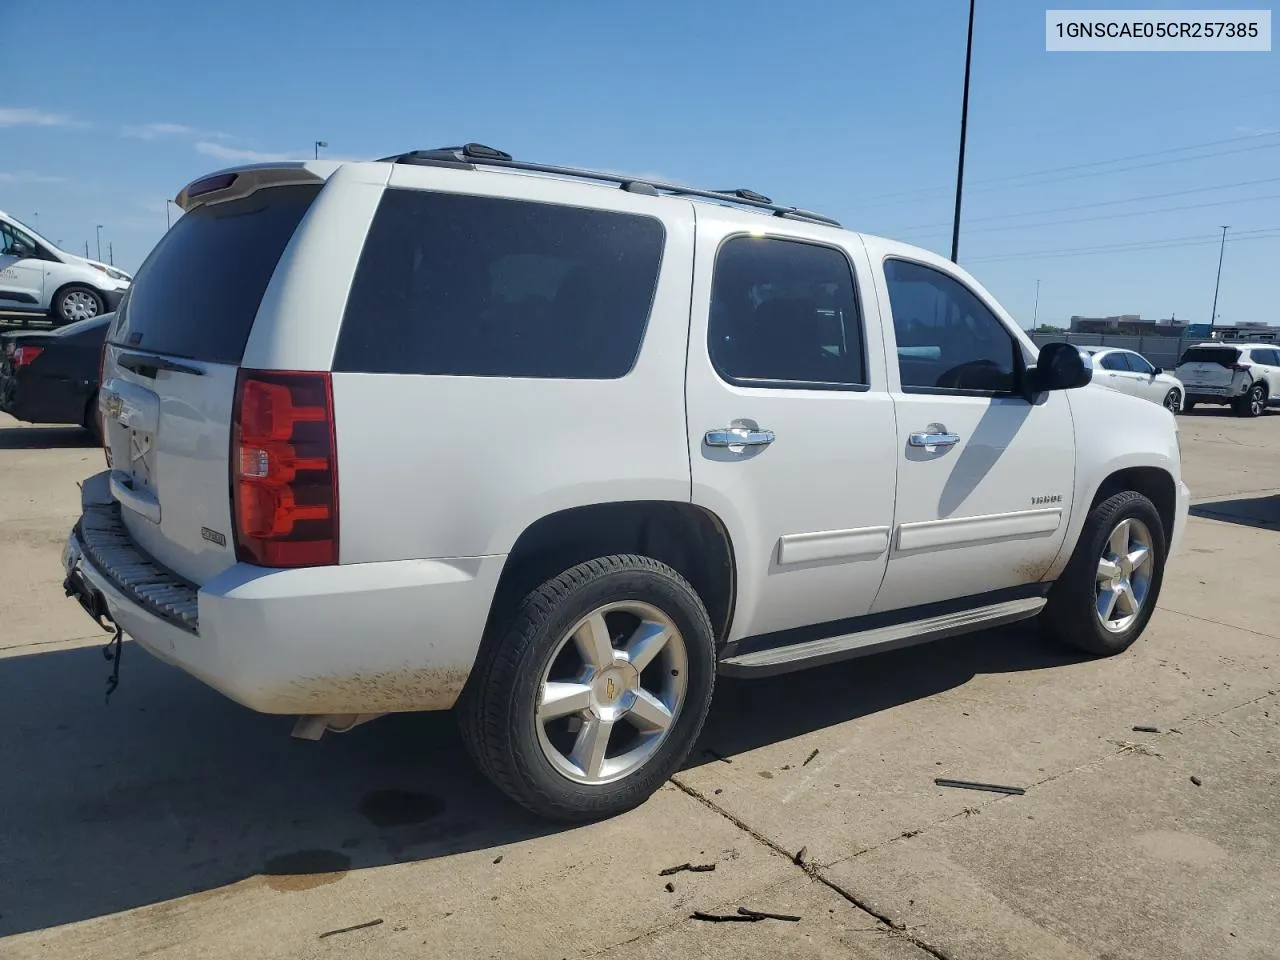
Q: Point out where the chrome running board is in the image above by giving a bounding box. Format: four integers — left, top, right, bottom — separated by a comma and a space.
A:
718, 597, 1047, 677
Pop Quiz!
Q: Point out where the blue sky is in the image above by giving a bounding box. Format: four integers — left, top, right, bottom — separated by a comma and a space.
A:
3, 0, 1276, 327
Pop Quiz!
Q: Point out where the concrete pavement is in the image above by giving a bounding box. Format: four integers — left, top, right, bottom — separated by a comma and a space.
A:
1, 406, 1277, 959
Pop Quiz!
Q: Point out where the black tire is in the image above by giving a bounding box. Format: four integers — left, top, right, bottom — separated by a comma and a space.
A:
1233, 383, 1266, 418
83, 393, 102, 444
1163, 388, 1182, 414
52, 285, 104, 325
1181, 400, 1196, 413
1043, 491, 1166, 656
458, 555, 716, 822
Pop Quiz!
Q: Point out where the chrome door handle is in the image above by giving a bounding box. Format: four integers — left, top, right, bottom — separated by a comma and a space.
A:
705, 426, 775, 448
909, 430, 961, 448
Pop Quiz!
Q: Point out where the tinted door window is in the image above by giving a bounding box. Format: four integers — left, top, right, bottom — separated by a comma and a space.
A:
1178, 347, 1239, 366
1098, 352, 1131, 372
335, 190, 665, 379
112, 184, 320, 363
707, 237, 865, 388
884, 259, 1018, 393
1126, 353, 1155, 375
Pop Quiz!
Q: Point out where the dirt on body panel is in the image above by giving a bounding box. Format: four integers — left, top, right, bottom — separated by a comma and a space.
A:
274, 666, 472, 714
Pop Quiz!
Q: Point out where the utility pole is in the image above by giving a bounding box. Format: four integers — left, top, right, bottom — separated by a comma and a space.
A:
32, 212, 40, 232
950, 0, 976, 263
1209, 225, 1228, 329
314, 140, 328, 159
166, 200, 171, 229
84, 240, 89, 257
1032, 279, 1041, 329
95, 224, 103, 262
108, 242, 114, 266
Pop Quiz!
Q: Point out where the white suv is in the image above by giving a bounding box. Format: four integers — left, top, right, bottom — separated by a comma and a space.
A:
0, 210, 132, 324
62, 145, 1189, 821
1174, 342, 1280, 416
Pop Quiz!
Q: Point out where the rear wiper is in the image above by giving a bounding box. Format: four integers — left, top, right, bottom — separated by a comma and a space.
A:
115, 352, 204, 378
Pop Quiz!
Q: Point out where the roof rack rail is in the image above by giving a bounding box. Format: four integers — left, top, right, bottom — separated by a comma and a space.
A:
375, 143, 842, 228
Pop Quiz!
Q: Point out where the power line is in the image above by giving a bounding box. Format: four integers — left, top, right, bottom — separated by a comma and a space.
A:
893, 192, 1280, 239
885, 175, 1280, 232
963, 228, 1280, 264
851, 131, 1280, 209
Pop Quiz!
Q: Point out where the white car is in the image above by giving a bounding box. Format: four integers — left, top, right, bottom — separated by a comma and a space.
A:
1079, 346, 1184, 413
61, 145, 1189, 822
1174, 342, 1280, 417
0, 210, 131, 324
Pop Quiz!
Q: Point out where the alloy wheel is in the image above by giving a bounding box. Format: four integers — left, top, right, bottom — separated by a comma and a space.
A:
1095, 517, 1155, 634
535, 601, 687, 785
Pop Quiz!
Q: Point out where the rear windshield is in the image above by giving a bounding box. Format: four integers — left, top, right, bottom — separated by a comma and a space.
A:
334, 189, 665, 379
111, 184, 321, 364
1178, 346, 1239, 366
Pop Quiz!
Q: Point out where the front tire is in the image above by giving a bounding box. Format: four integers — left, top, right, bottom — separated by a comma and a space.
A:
53, 285, 104, 325
1163, 388, 1181, 414
1233, 383, 1266, 418
1181, 400, 1196, 413
459, 555, 716, 822
1044, 491, 1166, 656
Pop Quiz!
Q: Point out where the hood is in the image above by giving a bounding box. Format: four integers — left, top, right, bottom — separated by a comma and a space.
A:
58, 249, 132, 282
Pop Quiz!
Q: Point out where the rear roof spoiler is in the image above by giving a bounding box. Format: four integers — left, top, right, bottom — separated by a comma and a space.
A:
175, 161, 342, 211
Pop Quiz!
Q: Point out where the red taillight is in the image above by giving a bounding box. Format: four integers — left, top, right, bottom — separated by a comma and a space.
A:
232, 370, 338, 567
12, 345, 43, 367
1232, 363, 1252, 372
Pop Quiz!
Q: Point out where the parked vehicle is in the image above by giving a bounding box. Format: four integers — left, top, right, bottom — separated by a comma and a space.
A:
1, 313, 112, 438
0, 211, 131, 324
62, 145, 1189, 822
1079, 346, 1184, 413
1173, 342, 1280, 416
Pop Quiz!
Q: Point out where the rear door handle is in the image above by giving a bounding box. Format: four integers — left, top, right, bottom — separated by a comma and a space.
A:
705, 426, 775, 448
909, 430, 961, 449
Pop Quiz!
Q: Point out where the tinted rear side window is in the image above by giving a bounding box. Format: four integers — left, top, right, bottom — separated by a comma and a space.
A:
1178, 347, 1239, 366
112, 185, 320, 364
334, 190, 665, 378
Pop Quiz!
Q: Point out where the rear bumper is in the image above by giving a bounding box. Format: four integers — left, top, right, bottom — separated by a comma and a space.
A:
64, 475, 504, 715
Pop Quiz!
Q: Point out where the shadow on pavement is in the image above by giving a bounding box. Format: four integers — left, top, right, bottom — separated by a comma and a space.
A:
689, 620, 1082, 766
0, 425, 97, 450
1190, 494, 1280, 531
0, 621, 1079, 936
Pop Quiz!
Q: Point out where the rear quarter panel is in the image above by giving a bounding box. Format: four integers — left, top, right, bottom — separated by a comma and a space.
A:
331, 169, 698, 562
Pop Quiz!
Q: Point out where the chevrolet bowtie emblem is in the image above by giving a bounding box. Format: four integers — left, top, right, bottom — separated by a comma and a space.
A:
605, 678, 617, 700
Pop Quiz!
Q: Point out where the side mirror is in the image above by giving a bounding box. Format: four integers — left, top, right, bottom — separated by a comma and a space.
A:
1153, 366, 1163, 376
1026, 342, 1092, 395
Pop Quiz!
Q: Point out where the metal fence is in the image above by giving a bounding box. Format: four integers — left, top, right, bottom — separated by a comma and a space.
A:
1030, 332, 1184, 370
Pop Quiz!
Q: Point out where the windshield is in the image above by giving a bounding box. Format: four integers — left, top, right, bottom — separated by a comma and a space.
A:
1, 213, 59, 253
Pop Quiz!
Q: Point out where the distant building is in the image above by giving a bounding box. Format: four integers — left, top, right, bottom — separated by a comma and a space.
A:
1069, 314, 1186, 337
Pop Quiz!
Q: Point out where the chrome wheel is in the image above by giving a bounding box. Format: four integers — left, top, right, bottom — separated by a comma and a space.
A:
1163, 388, 1180, 413
60, 290, 100, 321
1095, 518, 1154, 634
535, 600, 687, 785
1249, 385, 1266, 416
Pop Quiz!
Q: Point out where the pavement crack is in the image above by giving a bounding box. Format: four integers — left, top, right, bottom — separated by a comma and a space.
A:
669, 775, 957, 960
1161, 606, 1280, 642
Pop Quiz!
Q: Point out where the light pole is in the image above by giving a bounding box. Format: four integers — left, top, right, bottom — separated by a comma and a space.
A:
32, 212, 40, 232
950, 0, 976, 263
314, 140, 328, 159
95, 224, 103, 262
108, 242, 114, 266
1209, 225, 1229, 329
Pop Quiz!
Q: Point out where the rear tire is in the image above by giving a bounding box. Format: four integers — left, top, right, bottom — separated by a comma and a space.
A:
1163, 388, 1181, 414
459, 555, 716, 822
53, 285, 104, 325
1233, 383, 1266, 418
1181, 400, 1196, 413
1043, 491, 1166, 657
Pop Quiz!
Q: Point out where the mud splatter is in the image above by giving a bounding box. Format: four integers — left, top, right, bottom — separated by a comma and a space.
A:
278, 668, 471, 714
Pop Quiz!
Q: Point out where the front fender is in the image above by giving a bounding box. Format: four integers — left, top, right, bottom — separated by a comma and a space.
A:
1044, 384, 1183, 580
